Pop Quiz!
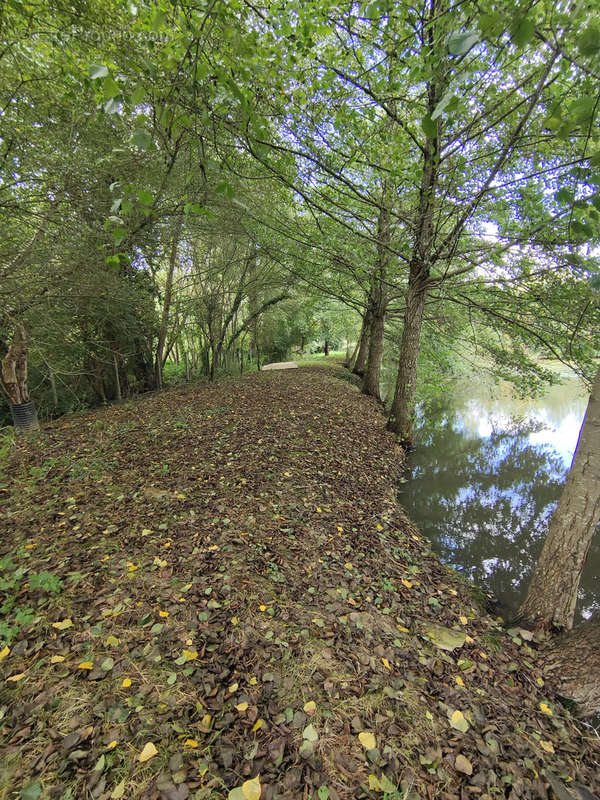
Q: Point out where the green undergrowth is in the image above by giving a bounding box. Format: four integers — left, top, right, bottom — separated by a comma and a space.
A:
0, 366, 598, 800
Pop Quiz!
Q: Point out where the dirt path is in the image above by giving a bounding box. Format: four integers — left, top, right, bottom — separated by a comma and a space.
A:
1, 367, 598, 799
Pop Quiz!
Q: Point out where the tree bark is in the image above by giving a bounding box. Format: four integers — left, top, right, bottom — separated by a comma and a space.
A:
1, 323, 30, 404
362, 308, 385, 401
387, 275, 429, 447
155, 221, 182, 390
541, 618, 600, 716
519, 365, 600, 630
352, 309, 372, 377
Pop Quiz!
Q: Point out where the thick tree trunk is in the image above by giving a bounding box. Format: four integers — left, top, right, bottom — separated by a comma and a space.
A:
387, 276, 428, 448
1, 324, 30, 404
541, 619, 600, 716
352, 309, 372, 377
155, 222, 181, 390
362, 309, 385, 401
519, 366, 600, 630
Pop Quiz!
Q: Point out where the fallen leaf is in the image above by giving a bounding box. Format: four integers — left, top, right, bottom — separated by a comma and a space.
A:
122, 677, 132, 688
304, 700, 316, 715
78, 661, 93, 670
449, 710, 469, 733
0, 645, 9, 661
107, 740, 117, 750
455, 754, 473, 775
540, 740, 555, 753
184, 739, 198, 747
252, 718, 263, 732
235, 702, 249, 712
303, 723, 318, 741
539, 702, 553, 716
358, 731, 376, 750
50, 655, 65, 664
455, 675, 464, 687
425, 624, 467, 652
138, 741, 158, 762
381, 657, 391, 670
52, 619, 73, 630
111, 779, 125, 799
7, 672, 26, 682
401, 579, 412, 588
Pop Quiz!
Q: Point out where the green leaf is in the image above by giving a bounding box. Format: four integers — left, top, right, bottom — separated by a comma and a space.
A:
103, 75, 121, 100
317, 787, 330, 800
131, 85, 146, 105
137, 189, 154, 206
131, 129, 153, 150
448, 31, 479, 55
511, 16, 536, 48
151, 9, 167, 32
431, 90, 453, 121
421, 115, 437, 139
577, 24, 600, 56
555, 188, 573, 205
20, 784, 42, 800
90, 64, 109, 80
449, 709, 470, 733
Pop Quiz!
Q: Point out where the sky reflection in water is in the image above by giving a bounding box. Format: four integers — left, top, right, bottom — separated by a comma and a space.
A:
398, 375, 599, 622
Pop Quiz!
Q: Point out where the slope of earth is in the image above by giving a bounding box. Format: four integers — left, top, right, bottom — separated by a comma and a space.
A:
0, 365, 598, 800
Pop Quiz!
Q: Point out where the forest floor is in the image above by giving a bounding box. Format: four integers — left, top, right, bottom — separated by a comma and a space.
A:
1, 364, 599, 800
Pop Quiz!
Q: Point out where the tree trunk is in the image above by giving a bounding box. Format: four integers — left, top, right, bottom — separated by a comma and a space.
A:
519, 365, 600, 630
49, 369, 58, 409
362, 308, 385, 401
113, 353, 122, 403
345, 338, 360, 370
1, 324, 30, 404
541, 618, 600, 716
353, 309, 372, 377
155, 221, 182, 390
387, 274, 428, 448
324, 339, 330, 356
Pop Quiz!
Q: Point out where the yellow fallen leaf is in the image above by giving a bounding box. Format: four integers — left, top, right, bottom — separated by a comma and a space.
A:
52, 619, 73, 630
50, 655, 66, 664
376, 524, 383, 530
106, 635, 119, 647
7, 672, 26, 682
199, 714, 212, 731
184, 739, 199, 748
316, 507, 322, 513
159, 610, 169, 618
540, 740, 554, 753
236, 702, 249, 712
231, 616, 239, 625
368, 775, 381, 791
303, 700, 316, 715
259, 605, 267, 612
337, 526, 343, 532
539, 702, 553, 716
344, 562, 353, 570
401, 579, 412, 589
455, 675, 465, 687
396, 625, 409, 633
0, 646, 10, 661
252, 719, 263, 732
358, 731, 376, 750
122, 677, 132, 688
249, 676, 258, 685
465, 635, 475, 644
459, 616, 468, 625
450, 710, 469, 733
381, 657, 391, 671
78, 661, 94, 670
181, 649, 198, 662
228, 682, 239, 693
241, 775, 261, 800
138, 741, 158, 762
107, 740, 117, 750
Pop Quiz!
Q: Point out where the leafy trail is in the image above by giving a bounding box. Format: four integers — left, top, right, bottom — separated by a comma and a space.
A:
0, 366, 598, 800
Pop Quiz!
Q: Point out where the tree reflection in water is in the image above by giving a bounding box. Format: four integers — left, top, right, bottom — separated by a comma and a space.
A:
398, 397, 600, 623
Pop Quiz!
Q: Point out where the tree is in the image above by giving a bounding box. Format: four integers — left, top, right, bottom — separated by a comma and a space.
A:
519, 365, 600, 630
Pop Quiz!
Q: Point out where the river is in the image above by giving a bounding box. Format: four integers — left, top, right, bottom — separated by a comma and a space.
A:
396, 370, 599, 624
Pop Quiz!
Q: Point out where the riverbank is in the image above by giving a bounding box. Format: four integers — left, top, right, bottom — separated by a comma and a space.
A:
1, 365, 598, 799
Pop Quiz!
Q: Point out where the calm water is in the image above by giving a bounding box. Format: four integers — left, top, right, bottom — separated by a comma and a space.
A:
397, 373, 599, 623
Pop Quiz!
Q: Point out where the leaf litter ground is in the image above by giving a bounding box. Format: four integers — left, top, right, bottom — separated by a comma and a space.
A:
1, 366, 598, 800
